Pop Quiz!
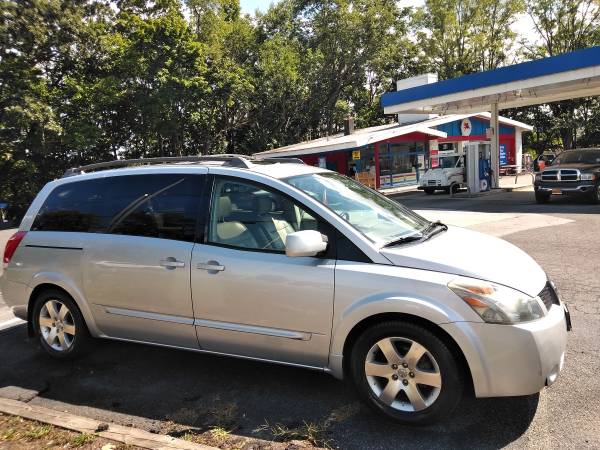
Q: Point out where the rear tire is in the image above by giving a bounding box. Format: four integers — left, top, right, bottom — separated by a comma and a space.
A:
535, 191, 550, 204
32, 289, 92, 359
349, 321, 464, 425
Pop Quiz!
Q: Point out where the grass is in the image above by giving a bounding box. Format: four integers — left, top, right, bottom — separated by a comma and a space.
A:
0, 413, 142, 449
22, 424, 52, 440
70, 432, 95, 447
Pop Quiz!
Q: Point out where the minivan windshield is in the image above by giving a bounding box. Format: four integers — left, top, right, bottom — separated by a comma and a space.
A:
286, 172, 430, 245
553, 149, 600, 165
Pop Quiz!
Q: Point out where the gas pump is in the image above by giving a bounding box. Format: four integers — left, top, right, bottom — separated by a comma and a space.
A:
465, 142, 492, 194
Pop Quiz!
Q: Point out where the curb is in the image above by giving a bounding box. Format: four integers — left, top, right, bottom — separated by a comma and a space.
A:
0, 397, 217, 450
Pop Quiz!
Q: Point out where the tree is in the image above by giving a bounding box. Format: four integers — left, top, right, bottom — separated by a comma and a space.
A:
523, 0, 600, 150
415, 0, 524, 79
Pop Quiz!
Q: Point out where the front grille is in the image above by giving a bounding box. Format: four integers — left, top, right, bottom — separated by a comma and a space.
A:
538, 282, 560, 310
560, 169, 578, 181
428, 180, 436, 186
542, 170, 558, 181
541, 169, 580, 182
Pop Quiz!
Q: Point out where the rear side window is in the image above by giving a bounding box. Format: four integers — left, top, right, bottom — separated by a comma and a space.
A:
32, 179, 107, 233
32, 174, 204, 242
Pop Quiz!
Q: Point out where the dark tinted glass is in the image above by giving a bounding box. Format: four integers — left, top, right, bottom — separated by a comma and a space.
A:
109, 175, 203, 242
32, 179, 107, 232
33, 174, 204, 242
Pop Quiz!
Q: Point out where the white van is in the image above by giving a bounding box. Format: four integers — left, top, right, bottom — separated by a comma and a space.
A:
418, 150, 465, 194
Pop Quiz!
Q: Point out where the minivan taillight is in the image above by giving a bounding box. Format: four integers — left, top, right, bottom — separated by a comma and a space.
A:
3, 231, 27, 268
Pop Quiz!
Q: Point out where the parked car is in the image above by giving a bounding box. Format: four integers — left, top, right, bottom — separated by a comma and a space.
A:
1, 155, 570, 424
534, 148, 600, 204
533, 153, 556, 172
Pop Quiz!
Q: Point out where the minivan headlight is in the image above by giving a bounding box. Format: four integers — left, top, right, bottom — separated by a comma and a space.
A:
448, 277, 545, 324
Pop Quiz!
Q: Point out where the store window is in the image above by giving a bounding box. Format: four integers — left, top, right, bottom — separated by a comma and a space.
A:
379, 141, 426, 188
347, 145, 376, 188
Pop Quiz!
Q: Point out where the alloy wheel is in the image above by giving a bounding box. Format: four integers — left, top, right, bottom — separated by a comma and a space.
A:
364, 337, 442, 412
38, 299, 76, 352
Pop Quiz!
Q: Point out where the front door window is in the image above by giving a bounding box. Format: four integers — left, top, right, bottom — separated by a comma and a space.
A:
208, 178, 319, 252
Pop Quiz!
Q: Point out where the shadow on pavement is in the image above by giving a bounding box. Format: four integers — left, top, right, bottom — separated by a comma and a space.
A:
0, 323, 538, 449
393, 189, 600, 215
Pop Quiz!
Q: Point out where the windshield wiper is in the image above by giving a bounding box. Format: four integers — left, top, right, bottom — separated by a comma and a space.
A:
382, 234, 423, 248
421, 220, 448, 241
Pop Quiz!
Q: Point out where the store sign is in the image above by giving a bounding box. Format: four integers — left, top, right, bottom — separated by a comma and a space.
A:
499, 144, 508, 166
352, 150, 361, 160
461, 118, 472, 136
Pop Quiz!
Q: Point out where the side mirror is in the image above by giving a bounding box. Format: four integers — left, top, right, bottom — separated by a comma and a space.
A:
285, 230, 328, 257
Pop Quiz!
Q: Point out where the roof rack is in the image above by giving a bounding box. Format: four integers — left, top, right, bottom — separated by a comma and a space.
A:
62, 154, 305, 178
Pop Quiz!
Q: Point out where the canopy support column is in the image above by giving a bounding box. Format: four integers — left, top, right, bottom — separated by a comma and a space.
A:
491, 102, 500, 189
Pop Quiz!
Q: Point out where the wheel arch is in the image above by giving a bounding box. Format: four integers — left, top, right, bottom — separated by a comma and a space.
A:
340, 312, 475, 396
27, 275, 100, 338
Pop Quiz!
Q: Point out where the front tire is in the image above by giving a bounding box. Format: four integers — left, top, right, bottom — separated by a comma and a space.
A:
590, 183, 600, 204
535, 191, 550, 204
32, 290, 92, 359
350, 321, 464, 425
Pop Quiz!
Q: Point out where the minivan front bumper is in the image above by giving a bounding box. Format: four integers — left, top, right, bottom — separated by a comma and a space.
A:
442, 303, 569, 398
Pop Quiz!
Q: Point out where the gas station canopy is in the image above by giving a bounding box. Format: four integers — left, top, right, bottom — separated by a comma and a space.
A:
381, 46, 600, 115
381, 46, 600, 191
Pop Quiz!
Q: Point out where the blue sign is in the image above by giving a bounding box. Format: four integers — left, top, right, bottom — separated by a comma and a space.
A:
0, 203, 7, 209
499, 144, 508, 166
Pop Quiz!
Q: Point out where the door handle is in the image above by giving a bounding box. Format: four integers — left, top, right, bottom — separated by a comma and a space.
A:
160, 257, 186, 269
197, 261, 225, 272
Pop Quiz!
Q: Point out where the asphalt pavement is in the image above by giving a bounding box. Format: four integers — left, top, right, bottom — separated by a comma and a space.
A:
0, 189, 598, 449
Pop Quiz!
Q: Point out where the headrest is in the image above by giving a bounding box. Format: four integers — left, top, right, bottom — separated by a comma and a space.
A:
217, 196, 232, 219
254, 196, 273, 214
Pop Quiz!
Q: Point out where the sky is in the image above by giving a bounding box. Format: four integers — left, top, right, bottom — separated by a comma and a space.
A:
240, 0, 270, 15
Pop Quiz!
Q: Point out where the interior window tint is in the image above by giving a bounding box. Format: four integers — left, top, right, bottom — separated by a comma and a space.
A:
32, 179, 107, 232
208, 178, 316, 252
109, 175, 202, 242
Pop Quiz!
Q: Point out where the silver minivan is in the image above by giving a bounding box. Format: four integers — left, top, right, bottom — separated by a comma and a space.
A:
1, 155, 570, 424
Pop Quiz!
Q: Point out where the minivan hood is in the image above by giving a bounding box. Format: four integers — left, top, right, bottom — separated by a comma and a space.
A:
380, 226, 546, 297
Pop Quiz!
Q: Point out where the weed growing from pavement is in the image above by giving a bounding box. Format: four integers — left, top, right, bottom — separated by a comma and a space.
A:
253, 402, 361, 449
254, 420, 332, 448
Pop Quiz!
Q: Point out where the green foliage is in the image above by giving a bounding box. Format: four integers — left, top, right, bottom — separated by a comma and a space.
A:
520, 0, 600, 151
0, 0, 599, 218
415, 0, 525, 79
